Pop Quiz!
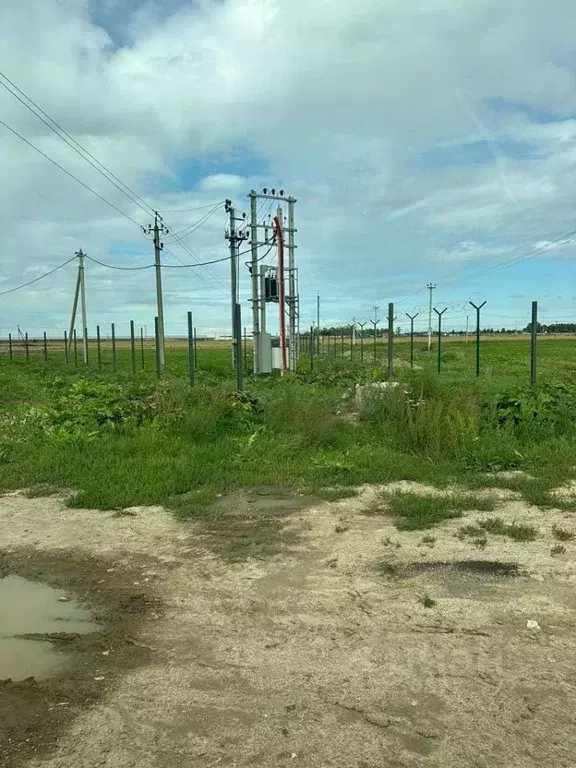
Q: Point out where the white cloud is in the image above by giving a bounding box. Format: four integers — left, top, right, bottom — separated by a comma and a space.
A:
0, 0, 576, 334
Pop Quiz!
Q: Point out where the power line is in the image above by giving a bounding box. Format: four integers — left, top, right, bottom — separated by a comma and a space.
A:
0, 118, 142, 227
0, 70, 155, 218
0, 71, 235, 293
0, 256, 77, 296
156, 200, 226, 214
84, 255, 155, 271
165, 203, 223, 242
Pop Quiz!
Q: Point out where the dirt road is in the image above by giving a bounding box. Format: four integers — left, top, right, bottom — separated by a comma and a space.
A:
1, 485, 576, 767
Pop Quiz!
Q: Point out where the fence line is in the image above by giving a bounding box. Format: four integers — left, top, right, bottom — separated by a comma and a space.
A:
0, 300, 564, 386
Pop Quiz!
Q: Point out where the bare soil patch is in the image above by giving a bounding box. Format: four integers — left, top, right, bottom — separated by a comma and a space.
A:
1, 487, 576, 767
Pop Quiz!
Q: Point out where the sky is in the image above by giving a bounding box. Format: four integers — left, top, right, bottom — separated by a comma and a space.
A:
1, 0, 576, 336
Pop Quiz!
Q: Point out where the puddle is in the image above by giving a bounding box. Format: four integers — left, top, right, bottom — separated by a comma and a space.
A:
0, 575, 97, 681
406, 560, 519, 577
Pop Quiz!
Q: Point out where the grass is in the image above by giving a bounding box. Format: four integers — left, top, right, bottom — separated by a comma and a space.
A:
477, 517, 538, 542
386, 493, 497, 531
420, 594, 436, 608
552, 525, 574, 541
551, 544, 566, 556
314, 487, 359, 502
1, 338, 576, 519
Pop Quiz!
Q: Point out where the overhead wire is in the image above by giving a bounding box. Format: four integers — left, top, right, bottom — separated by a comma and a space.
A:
0, 118, 143, 227
165, 203, 222, 242
0, 71, 232, 290
0, 70, 154, 217
156, 200, 226, 214
0, 256, 77, 296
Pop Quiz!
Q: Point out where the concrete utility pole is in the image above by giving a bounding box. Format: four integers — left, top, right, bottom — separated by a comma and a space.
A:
287, 198, 297, 370
145, 213, 168, 371
427, 283, 436, 351
78, 249, 88, 364
249, 191, 260, 374
247, 189, 297, 374
225, 199, 248, 388
68, 249, 88, 364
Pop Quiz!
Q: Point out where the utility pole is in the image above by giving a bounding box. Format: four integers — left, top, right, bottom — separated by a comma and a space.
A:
144, 213, 168, 371
68, 249, 88, 364
249, 191, 260, 374
225, 199, 248, 387
427, 283, 436, 351
287, 198, 297, 371
317, 293, 320, 332
78, 249, 88, 364
247, 188, 297, 373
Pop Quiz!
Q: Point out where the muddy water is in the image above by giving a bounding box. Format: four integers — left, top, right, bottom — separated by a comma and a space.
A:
0, 575, 97, 681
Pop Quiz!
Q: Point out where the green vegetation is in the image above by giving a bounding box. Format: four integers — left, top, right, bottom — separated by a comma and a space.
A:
386, 493, 496, 531
0, 337, 576, 515
477, 517, 538, 542
551, 544, 566, 556
552, 525, 574, 541
420, 594, 437, 608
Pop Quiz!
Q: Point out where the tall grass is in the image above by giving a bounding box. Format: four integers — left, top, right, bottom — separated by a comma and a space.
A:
0, 347, 576, 510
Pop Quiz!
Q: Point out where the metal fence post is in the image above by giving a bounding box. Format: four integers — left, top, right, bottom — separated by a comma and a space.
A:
406, 313, 419, 369
8, 333, 12, 360
96, 325, 102, 370
111, 323, 116, 372
469, 301, 486, 377
73, 330, 78, 366
350, 324, 354, 361
193, 327, 198, 370
310, 325, 314, 371
387, 303, 394, 379
140, 327, 145, 370
433, 308, 447, 373
187, 312, 195, 386
64, 331, 68, 364
25, 333, 29, 362
243, 326, 248, 373
530, 301, 538, 385
84, 327, 89, 365
130, 320, 136, 375
43, 331, 48, 362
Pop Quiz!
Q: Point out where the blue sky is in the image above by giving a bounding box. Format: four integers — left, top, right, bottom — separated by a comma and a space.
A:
1, 0, 576, 335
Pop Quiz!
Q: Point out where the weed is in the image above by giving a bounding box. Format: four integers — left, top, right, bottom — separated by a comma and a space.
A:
458, 524, 485, 538
379, 561, 400, 577
478, 517, 538, 542
2, 339, 576, 514
420, 534, 436, 547
473, 536, 488, 549
112, 509, 138, 518
382, 536, 402, 548
551, 544, 566, 556
387, 493, 496, 531
552, 525, 574, 541
24, 483, 61, 498
421, 594, 436, 608
334, 523, 349, 533
316, 487, 358, 502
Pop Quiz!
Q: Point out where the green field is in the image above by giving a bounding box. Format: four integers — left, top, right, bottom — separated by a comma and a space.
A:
0, 336, 575, 521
